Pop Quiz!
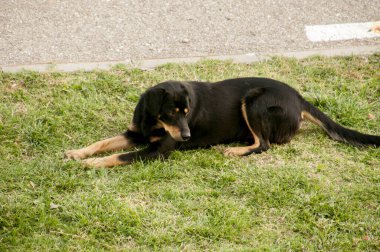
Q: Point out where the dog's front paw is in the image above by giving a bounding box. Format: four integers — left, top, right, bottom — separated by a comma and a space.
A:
82, 154, 122, 168
65, 149, 89, 160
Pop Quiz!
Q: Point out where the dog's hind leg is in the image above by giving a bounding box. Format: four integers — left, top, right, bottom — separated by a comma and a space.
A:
224, 87, 302, 157
224, 91, 270, 156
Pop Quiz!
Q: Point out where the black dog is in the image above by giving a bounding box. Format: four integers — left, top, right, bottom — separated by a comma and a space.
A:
65, 77, 380, 167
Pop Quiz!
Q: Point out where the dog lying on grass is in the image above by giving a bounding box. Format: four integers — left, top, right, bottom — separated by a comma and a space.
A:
65, 77, 379, 168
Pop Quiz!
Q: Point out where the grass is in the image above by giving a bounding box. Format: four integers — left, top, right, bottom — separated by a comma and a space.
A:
0, 55, 379, 251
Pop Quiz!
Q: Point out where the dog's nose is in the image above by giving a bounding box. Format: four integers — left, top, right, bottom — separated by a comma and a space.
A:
181, 132, 191, 141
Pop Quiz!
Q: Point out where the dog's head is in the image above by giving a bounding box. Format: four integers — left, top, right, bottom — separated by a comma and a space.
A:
139, 81, 192, 142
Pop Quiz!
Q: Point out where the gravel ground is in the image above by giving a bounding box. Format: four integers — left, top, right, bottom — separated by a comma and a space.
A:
1, 0, 379, 66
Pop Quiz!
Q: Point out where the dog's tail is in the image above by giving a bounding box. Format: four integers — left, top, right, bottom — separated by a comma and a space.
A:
301, 99, 380, 147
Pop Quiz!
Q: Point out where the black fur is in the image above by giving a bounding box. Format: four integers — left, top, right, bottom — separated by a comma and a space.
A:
302, 99, 380, 147
118, 77, 379, 164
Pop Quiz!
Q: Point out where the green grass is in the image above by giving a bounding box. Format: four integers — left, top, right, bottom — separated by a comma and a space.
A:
1, 55, 379, 251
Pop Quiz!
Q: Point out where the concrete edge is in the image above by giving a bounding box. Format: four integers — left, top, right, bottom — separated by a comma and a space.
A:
1, 45, 379, 73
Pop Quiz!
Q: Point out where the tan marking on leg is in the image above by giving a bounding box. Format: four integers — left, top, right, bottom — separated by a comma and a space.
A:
224, 101, 261, 156
128, 123, 138, 131
82, 154, 126, 168
301, 111, 324, 128
65, 135, 134, 160
150, 136, 163, 142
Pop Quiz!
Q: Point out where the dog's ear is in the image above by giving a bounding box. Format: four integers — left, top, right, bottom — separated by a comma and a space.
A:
142, 87, 166, 117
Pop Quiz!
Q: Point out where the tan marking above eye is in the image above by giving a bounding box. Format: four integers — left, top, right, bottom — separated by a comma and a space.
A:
175, 108, 180, 112
184, 108, 189, 113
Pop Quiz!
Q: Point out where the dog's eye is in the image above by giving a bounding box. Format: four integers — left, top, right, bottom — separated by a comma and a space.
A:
184, 108, 189, 114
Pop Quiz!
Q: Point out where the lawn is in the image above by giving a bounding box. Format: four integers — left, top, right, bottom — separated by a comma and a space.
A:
0, 55, 379, 251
